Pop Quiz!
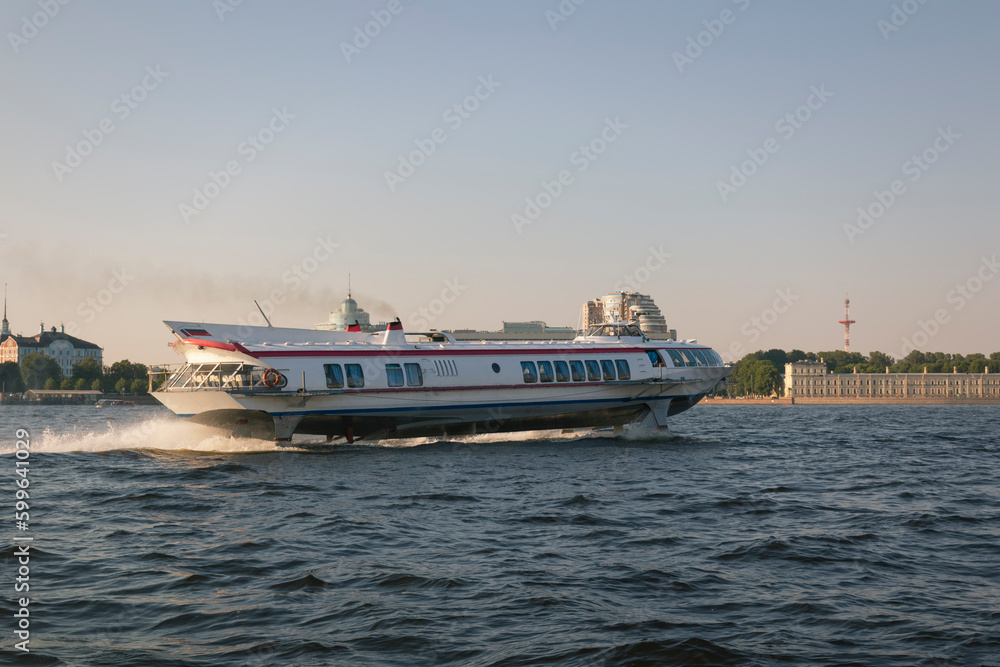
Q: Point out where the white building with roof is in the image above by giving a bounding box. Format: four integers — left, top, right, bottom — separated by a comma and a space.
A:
315, 291, 378, 332
1, 319, 103, 377
581, 291, 675, 340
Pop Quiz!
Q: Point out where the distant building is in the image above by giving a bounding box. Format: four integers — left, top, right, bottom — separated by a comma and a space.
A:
500, 321, 575, 335
311, 289, 668, 342
0, 322, 103, 377
447, 321, 576, 341
581, 291, 675, 340
24, 389, 103, 403
784, 360, 1000, 399
315, 291, 383, 332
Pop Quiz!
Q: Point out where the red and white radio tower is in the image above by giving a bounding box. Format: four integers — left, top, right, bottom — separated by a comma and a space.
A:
838, 296, 856, 352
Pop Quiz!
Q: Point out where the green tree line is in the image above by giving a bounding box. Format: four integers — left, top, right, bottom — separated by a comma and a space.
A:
0, 355, 152, 394
719, 349, 1000, 398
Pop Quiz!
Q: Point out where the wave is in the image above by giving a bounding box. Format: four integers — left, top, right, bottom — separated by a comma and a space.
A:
4, 417, 288, 455
1, 416, 662, 456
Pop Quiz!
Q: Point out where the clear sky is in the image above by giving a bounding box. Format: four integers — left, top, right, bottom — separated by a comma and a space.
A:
1, 0, 997, 364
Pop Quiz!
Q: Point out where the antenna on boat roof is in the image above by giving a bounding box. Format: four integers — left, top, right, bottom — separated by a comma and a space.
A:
254, 300, 273, 327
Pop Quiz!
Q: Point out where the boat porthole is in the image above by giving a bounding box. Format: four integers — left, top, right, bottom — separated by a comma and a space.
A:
492, 363, 501, 373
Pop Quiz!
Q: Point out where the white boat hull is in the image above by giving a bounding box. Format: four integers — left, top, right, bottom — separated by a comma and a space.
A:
153, 373, 723, 441
151, 320, 730, 442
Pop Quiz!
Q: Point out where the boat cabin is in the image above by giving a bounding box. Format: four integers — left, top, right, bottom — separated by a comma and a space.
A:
579, 322, 647, 340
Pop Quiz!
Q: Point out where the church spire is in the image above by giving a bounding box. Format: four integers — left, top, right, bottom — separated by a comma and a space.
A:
1, 283, 9, 336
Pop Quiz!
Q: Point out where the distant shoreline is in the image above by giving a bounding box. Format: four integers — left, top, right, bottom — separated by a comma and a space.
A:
703, 397, 1000, 406
0, 394, 160, 406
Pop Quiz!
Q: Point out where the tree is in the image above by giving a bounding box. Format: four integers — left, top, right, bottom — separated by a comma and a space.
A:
104, 360, 148, 394
751, 360, 781, 397
787, 349, 810, 363
757, 349, 789, 371
149, 369, 166, 392
91, 378, 103, 392
130, 378, 146, 395
963, 353, 987, 373
726, 357, 781, 397
72, 357, 102, 382
818, 350, 866, 373
114, 378, 128, 395
43, 378, 58, 390
74, 378, 88, 390
897, 350, 927, 372
21, 353, 62, 390
60, 377, 73, 390
0, 361, 26, 393
725, 357, 753, 396
868, 351, 895, 369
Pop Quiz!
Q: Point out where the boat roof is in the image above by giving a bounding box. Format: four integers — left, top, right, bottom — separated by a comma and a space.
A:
164, 320, 711, 357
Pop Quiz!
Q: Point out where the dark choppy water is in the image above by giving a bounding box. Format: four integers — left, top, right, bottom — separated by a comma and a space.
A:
1, 404, 998, 666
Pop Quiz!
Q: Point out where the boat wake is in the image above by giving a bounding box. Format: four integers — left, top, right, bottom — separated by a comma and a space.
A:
365, 427, 604, 449
9, 417, 286, 455
4, 418, 673, 456
335, 422, 674, 449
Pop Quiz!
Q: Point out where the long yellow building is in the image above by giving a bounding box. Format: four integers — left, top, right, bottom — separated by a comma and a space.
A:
784, 361, 1000, 399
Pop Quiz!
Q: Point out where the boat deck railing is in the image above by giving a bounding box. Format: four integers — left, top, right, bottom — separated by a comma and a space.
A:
150, 362, 288, 393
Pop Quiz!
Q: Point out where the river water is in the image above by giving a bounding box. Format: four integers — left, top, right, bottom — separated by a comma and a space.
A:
0, 404, 998, 666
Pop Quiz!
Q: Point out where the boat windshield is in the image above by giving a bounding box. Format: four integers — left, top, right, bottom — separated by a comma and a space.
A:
585, 323, 645, 338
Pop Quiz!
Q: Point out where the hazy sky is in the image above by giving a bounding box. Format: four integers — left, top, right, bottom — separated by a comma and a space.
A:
1, 0, 997, 364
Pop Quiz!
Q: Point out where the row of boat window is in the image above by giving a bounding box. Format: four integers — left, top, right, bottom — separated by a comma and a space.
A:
654, 348, 725, 368
521, 349, 723, 384
321, 349, 721, 390
323, 363, 423, 389
521, 359, 631, 383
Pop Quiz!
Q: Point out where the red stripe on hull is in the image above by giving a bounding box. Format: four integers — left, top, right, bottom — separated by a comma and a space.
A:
247, 347, 685, 359
180, 338, 238, 352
